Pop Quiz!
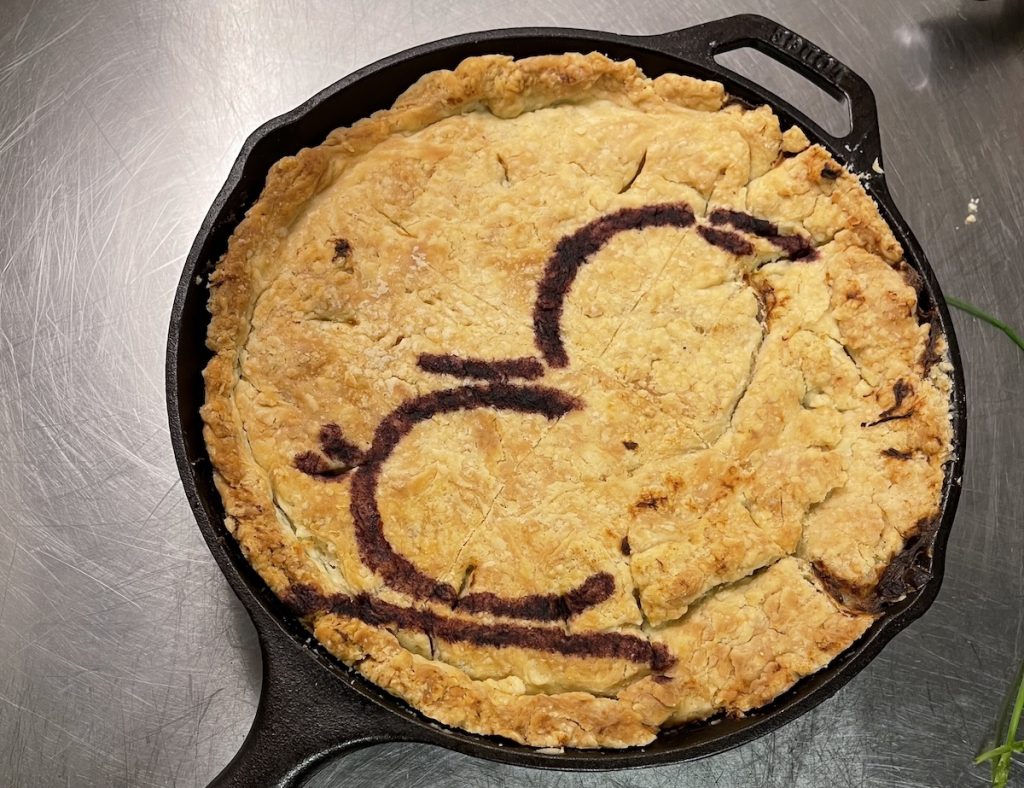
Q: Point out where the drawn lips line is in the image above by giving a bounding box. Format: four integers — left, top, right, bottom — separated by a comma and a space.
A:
286, 583, 675, 670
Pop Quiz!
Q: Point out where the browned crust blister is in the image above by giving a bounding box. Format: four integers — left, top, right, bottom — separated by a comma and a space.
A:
202, 53, 952, 748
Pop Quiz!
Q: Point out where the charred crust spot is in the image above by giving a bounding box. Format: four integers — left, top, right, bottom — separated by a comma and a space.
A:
810, 561, 851, 605
897, 261, 924, 294
283, 584, 675, 669
820, 165, 840, 180
892, 379, 913, 409
922, 315, 944, 373
622, 440, 638, 451
874, 518, 938, 607
882, 447, 913, 460
810, 561, 880, 614
635, 495, 667, 511
896, 261, 946, 372
417, 353, 544, 381
723, 96, 754, 110
863, 380, 915, 427
897, 262, 946, 371
620, 536, 631, 556
863, 411, 913, 428
534, 203, 695, 367
845, 288, 864, 303
698, 225, 754, 256
332, 238, 352, 260
748, 277, 777, 323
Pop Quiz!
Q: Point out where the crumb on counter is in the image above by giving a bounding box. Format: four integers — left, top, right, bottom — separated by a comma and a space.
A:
965, 197, 979, 224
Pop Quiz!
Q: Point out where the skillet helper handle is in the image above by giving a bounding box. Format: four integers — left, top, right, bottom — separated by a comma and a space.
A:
646, 13, 883, 173
209, 610, 415, 788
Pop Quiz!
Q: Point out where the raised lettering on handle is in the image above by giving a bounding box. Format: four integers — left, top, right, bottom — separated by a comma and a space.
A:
770, 26, 848, 83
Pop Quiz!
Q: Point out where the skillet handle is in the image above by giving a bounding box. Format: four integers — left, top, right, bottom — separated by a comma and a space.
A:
209, 605, 422, 788
643, 13, 883, 174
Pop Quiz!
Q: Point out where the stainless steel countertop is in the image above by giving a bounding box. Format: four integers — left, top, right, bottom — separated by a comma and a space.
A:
1, 0, 1022, 785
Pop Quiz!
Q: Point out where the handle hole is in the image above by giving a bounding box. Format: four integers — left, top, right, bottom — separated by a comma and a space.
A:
714, 48, 851, 138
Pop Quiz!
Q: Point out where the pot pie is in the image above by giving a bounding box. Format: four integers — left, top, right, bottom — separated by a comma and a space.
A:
202, 53, 953, 748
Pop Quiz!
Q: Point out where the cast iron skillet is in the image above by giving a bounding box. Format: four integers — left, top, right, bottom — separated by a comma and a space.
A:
166, 13, 967, 787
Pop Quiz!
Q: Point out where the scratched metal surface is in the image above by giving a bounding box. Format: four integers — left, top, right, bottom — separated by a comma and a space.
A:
0, 0, 1021, 785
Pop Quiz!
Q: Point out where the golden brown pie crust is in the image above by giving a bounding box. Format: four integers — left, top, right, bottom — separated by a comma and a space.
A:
202, 53, 953, 748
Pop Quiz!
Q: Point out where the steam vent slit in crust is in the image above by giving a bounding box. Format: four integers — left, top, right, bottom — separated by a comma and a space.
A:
202, 53, 953, 748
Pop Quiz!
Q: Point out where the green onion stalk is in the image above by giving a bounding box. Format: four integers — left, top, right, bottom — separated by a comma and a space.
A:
948, 297, 1024, 788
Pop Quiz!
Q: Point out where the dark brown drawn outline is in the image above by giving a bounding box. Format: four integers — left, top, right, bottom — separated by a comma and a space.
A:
416, 353, 544, 381
346, 382, 620, 622
286, 583, 675, 671
708, 208, 817, 261
290, 202, 820, 662
533, 203, 695, 367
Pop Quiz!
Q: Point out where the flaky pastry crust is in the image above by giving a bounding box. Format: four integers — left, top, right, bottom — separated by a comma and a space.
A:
202, 53, 952, 748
